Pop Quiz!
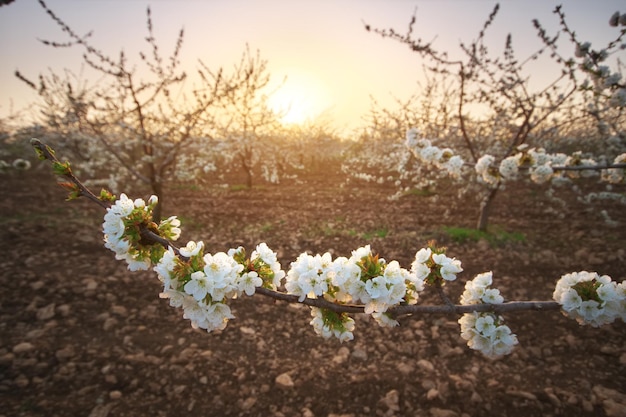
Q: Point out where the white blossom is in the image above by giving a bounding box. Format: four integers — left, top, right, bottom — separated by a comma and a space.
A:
553, 271, 625, 327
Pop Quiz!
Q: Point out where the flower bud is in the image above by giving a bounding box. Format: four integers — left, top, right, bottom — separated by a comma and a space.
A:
133, 198, 146, 208
609, 11, 620, 27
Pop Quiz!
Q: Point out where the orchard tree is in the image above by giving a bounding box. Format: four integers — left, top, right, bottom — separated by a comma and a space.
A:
358, 4, 625, 231
364, 64, 458, 143
210, 52, 343, 188
16, 0, 268, 220
276, 113, 346, 176
211, 47, 284, 188
342, 68, 462, 200
534, 6, 626, 150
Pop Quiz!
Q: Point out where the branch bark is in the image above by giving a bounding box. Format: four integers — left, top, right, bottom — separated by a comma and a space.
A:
255, 287, 561, 317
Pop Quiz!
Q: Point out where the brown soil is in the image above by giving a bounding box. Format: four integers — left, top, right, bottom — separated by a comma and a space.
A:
1, 163, 625, 417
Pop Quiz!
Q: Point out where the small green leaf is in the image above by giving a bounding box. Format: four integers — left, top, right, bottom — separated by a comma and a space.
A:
52, 161, 72, 176
33, 146, 45, 161
67, 188, 82, 201
99, 189, 116, 202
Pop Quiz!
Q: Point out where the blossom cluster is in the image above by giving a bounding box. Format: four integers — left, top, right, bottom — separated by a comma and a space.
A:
410, 247, 463, 284
102, 193, 181, 271
601, 153, 626, 184
476, 146, 571, 185
155, 241, 285, 332
309, 307, 356, 343
476, 145, 626, 186
405, 128, 465, 178
284, 245, 427, 335
405, 127, 625, 188
459, 272, 504, 305
458, 272, 518, 358
474, 154, 499, 185
553, 271, 626, 327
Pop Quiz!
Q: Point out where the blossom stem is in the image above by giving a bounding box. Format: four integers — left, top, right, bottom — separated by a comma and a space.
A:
435, 279, 455, 308
139, 227, 182, 257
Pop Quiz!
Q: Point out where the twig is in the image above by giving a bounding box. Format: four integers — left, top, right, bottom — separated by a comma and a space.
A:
31, 138, 110, 209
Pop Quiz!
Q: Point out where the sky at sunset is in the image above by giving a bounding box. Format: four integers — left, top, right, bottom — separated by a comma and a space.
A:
1, 0, 624, 132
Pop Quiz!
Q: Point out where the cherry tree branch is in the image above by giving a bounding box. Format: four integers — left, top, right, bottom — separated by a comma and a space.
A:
30, 138, 606, 320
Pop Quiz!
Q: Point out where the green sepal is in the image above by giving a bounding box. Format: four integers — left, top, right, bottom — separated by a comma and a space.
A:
149, 245, 166, 265
358, 253, 384, 281
320, 308, 351, 333
231, 247, 247, 265
572, 280, 602, 304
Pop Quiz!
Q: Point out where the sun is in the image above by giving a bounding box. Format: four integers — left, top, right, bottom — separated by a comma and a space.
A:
268, 69, 332, 125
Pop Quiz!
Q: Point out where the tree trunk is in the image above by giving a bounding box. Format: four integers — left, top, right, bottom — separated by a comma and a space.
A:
245, 167, 253, 189
241, 158, 253, 189
476, 185, 500, 232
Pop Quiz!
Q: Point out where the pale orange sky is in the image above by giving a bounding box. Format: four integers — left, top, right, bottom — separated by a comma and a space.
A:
1, 0, 623, 132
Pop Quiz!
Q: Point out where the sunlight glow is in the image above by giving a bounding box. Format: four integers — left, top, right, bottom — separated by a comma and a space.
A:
268, 69, 333, 125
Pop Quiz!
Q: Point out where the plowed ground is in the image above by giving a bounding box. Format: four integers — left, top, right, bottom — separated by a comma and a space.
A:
1, 162, 625, 417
